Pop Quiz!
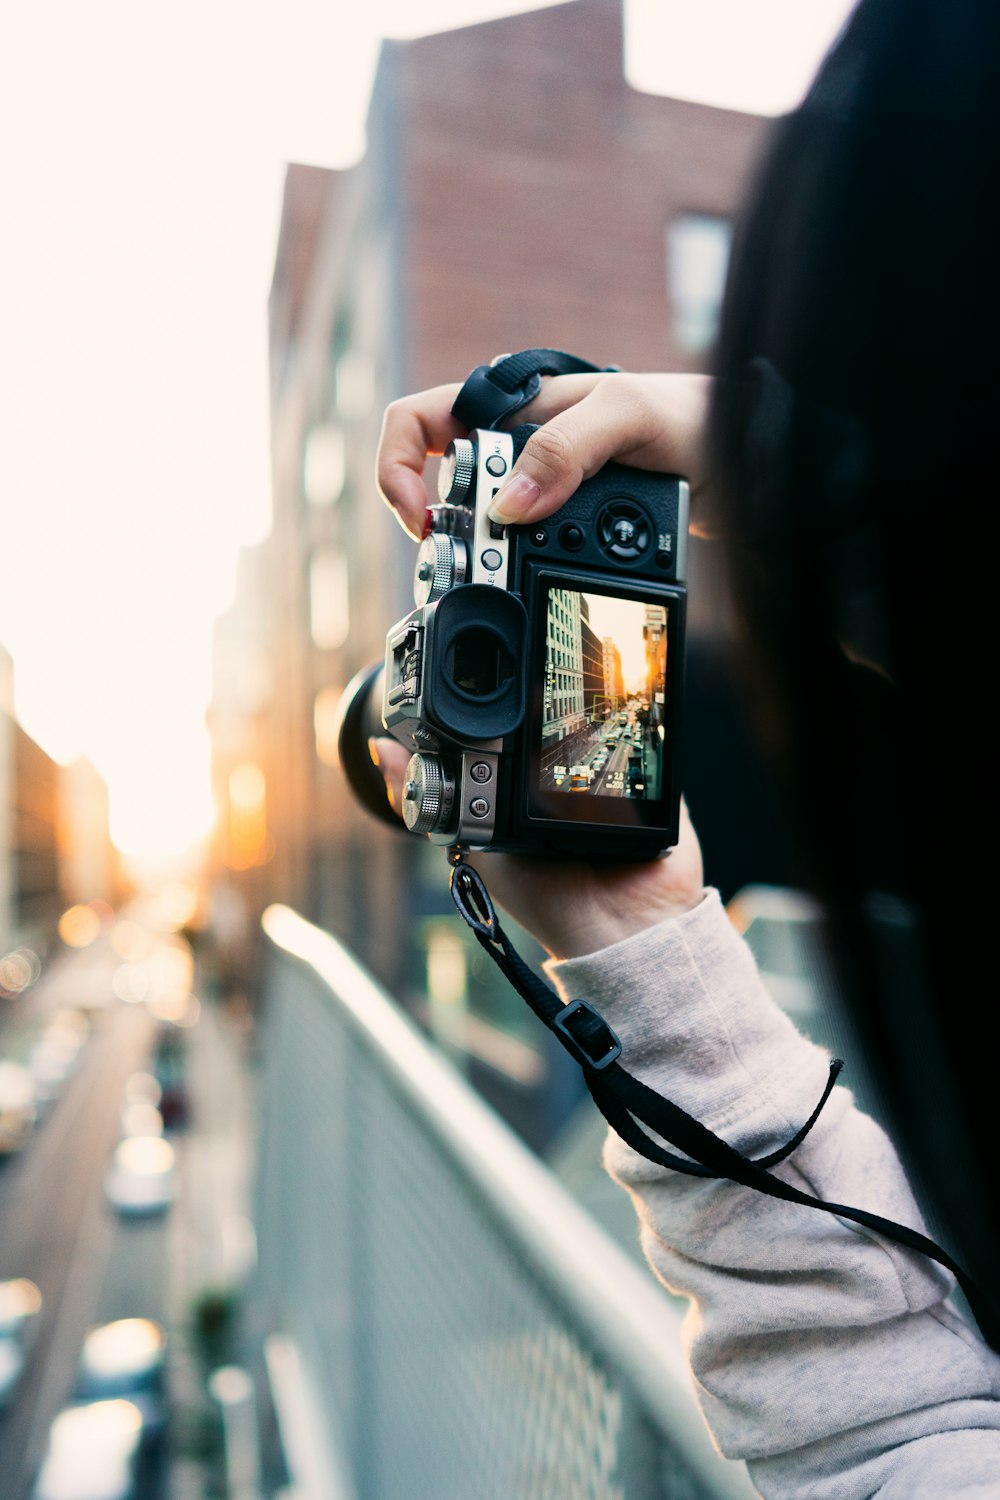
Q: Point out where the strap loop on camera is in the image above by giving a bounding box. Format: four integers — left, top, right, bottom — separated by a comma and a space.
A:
451, 349, 618, 431
449, 858, 498, 940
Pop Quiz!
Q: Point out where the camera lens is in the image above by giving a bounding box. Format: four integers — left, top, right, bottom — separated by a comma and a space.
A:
333, 661, 405, 830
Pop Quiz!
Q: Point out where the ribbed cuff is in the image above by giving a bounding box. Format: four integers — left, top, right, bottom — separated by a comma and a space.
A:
544, 889, 833, 1136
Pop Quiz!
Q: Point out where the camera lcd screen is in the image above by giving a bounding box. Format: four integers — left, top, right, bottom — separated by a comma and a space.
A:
528, 580, 676, 827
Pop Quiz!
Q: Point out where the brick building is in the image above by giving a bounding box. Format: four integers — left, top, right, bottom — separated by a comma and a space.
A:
1, 645, 118, 966
211, 0, 774, 1137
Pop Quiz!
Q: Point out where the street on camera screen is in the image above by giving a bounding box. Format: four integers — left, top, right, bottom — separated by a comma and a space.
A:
539, 588, 667, 802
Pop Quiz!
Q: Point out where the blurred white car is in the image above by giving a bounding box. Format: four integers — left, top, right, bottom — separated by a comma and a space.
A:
0, 1062, 36, 1154
105, 1137, 175, 1216
75, 1319, 166, 1436
0, 1278, 42, 1410
33, 1399, 142, 1500
29, 1011, 90, 1114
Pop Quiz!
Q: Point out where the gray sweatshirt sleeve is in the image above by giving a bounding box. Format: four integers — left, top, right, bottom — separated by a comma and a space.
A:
544, 889, 1000, 1499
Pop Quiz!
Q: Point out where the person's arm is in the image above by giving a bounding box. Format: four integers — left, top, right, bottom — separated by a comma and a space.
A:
375, 376, 1000, 1496
545, 897, 1000, 1499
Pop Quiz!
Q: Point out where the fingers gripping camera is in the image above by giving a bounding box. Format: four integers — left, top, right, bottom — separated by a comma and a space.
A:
380, 425, 689, 859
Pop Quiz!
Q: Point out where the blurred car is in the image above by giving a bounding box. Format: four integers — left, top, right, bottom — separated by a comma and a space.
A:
568, 765, 593, 792
33, 1399, 143, 1500
591, 750, 609, 771
29, 1011, 90, 1115
0, 1062, 36, 1155
0, 1278, 42, 1410
75, 1319, 167, 1438
628, 758, 646, 796
151, 1040, 189, 1130
105, 1137, 175, 1216
119, 1102, 164, 1139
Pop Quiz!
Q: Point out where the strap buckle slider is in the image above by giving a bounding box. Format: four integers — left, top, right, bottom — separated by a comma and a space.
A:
552, 1000, 622, 1072
451, 364, 542, 431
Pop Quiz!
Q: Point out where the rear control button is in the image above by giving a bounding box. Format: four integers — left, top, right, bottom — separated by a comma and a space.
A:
530, 527, 549, 546
470, 762, 492, 783
559, 523, 585, 551
481, 548, 503, 572
485, 454, 507, 477
470, 797, 491, 818
597, 500, 651, 560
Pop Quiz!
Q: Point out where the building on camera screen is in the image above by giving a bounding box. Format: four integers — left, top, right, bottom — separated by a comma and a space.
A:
540, 588, 667, 800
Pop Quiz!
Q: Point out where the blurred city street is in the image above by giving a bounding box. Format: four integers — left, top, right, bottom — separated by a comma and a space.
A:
0, 919, 255, 1500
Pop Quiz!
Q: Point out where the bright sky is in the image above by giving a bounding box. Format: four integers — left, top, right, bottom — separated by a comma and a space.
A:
582, 594, 651, 688
0, 0, 855, 863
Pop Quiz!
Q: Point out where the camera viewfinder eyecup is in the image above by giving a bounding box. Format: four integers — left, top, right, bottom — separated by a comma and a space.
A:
423, 585, 528, 741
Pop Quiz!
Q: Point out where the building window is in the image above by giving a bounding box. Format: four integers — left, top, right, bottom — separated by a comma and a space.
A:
303, 423, 345, 507
309, 549, 349, 651
667, 213, 733, 355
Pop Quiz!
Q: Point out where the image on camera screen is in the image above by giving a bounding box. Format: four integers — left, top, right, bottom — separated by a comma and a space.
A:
539, 588, 667, 802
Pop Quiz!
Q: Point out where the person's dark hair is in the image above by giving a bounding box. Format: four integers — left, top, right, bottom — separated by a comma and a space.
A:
708, 0, 1000, 1302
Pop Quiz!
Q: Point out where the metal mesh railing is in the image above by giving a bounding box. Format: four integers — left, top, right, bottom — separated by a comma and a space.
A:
256, 906, 756, 1500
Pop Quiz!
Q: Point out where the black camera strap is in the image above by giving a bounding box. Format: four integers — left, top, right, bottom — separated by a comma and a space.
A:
451, 348, 618, 431
448, 852, 1000, 1352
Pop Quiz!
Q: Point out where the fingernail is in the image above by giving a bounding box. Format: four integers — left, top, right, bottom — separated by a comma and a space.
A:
487, 472, 541, 523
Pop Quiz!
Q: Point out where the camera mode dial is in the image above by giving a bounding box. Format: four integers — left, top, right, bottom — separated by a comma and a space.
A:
414, 533, 468, 605
401, 753, 452, 835
438, 438, 477, 505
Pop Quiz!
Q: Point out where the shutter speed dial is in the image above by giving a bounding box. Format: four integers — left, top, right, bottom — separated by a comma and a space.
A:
438, 438, 477, 505
413, 532, 469, 604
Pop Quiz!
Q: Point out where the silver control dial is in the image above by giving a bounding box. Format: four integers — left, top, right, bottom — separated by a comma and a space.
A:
413, 532, 468, 605
438, 438, 476, 505
401, 753, 453, 835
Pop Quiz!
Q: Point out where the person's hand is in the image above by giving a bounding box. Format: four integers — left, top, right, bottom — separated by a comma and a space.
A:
369, 737, 704, 961
373, 368, 710, 958
377, 370, 716, 539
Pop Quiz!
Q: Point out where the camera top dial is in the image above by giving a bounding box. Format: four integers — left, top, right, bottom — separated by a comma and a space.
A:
413, 531, 469, 605
438, 438, 477, 505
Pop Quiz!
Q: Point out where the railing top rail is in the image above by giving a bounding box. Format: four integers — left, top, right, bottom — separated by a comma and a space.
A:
262, 904, 755, 1500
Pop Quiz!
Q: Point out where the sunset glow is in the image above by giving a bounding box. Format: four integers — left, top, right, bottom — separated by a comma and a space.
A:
1, 0, 853, 864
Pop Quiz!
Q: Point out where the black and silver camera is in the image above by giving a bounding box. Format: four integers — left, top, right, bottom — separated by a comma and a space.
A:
340, 421, 688, 859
